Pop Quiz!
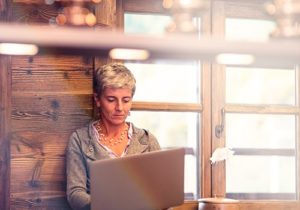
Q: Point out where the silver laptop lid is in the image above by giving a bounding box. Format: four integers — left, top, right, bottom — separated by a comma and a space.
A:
90, 147, 185, 210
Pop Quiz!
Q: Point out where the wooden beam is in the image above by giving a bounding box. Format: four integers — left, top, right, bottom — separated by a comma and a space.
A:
132, 101, 202, 112
225, 104, 300, 114
0, 55, 11, 210
0, 23, 300, 68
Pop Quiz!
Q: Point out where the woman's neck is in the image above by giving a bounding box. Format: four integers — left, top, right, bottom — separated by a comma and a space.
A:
99, 119, 126, 138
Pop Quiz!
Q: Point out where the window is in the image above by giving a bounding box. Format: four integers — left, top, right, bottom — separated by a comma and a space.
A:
120, 0, 300, 204
211, 1, 299, 200
225, 21, 296, 199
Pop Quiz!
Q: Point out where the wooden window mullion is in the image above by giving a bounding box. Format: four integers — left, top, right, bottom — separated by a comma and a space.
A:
211, 0, 227, 198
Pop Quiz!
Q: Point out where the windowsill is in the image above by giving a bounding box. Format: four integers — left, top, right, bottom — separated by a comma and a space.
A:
198, 200, 300, 210
171, 199, 300, 210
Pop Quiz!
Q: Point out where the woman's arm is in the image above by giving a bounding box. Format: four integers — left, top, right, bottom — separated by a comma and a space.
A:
66, 131, 91, 210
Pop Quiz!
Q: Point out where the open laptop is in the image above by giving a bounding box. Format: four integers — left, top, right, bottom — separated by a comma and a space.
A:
89, 147, 185, 210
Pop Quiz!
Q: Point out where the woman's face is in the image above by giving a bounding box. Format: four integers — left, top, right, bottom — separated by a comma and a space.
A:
95, 87, 133, 126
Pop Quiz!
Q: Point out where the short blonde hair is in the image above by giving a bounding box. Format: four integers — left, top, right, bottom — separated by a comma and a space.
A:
93, 63, 136, 96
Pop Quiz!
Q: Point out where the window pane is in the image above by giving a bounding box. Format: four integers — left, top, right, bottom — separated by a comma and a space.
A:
124, 13, 201, 103
226, 156, 296, 195
125, 13, 171, 35
125, 13, 201, 37
128, 111, 199, 199
126, 62, 201, 103
226, 67, 296, 105
225, 113, 296, 199
225, 17, 297, 201
226, 114, 295, 149
226, 18, 276, 41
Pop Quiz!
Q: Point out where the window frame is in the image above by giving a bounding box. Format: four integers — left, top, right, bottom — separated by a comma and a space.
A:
118, 0, 300, 208
211, 0, 300, 201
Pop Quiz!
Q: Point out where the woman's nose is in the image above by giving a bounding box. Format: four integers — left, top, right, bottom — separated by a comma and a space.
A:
116, 101, 123, 111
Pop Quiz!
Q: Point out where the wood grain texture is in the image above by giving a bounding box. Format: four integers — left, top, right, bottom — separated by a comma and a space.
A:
11, 196, 70, 210
225, 104, 299, 114
173, 201, 198, 210
0, 56, 11, 210
12, 55, 93, 71
123, 0, 167, 13
12, 56, 93, 93
199, 201, 300, 210
201, 63, 212, 198
12, 70, 92, 92
11, 131, 72, 158
1, 2, 11, 210
10, 157, 70, 210
10, 53, 93, 210
132, 101, 202, 112
8, 18, 93, 210
10, 3, 59, 24
95, 0, 116, 28
211, 0, 226, 198
11, 88, 93, 133
238, 201, 300, 210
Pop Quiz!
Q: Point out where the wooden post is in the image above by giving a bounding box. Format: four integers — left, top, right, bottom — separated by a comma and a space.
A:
94, 0, 117, 30
94, 0, 117, 70
0, 55, 11, 210
0, 0, 6, 12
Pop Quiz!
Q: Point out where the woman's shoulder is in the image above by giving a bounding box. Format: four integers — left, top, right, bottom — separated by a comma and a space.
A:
130, 122, 150, 136
130, 123, 159, 145
71, 123, 90, 136
74, 123, 90, 135
68, 121, 93, 146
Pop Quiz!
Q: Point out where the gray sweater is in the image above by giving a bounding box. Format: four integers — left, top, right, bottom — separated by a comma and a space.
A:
66, 121, 160, 210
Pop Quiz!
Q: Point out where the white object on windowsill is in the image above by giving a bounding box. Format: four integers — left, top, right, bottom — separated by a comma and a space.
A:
210, 147, 235, 164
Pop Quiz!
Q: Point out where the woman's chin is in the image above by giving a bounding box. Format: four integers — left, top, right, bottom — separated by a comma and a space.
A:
110, 118, 126, 125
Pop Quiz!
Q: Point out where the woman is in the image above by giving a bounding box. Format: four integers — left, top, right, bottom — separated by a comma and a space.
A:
66, 63, 160, 210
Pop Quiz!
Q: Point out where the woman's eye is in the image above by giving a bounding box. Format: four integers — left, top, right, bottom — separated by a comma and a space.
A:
123, 98, 131, 103
107, 97, 115, 102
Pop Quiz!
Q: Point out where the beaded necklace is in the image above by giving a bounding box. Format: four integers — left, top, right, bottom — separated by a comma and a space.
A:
95, 121, 128, 146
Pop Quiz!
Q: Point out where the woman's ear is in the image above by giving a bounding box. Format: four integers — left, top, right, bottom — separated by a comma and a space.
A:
94, 93, 101, 107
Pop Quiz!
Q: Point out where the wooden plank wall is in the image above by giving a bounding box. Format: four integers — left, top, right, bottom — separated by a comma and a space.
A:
0, 0, 116, 210
7, 1, 97, 209
10, 55, 93, 209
